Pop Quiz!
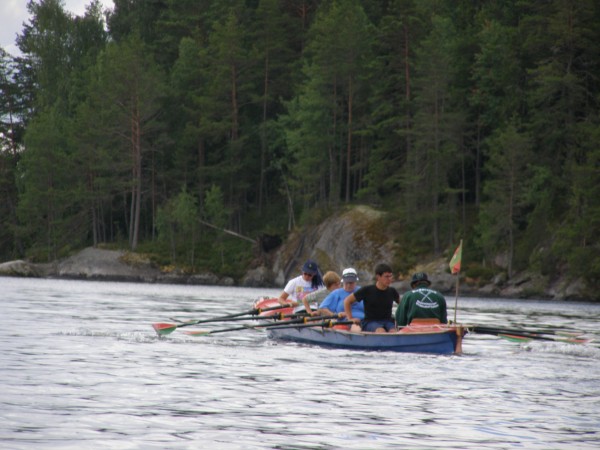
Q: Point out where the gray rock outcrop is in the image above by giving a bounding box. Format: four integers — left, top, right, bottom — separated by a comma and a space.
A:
0, 260, 41, 277
54, 247, 161, 281
273, 205, 397, 284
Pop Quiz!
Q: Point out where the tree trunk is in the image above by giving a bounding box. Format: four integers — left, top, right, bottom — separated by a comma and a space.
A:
404, 25, 412, 159
346, 76, 353, 203
259, 49, 270, 213
129, 98, 142, 251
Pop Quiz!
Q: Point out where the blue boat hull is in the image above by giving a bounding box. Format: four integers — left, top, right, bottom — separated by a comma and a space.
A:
266, 326, 460, 354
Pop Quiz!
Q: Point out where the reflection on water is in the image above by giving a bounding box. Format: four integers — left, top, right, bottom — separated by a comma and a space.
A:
1, 277, 600, 449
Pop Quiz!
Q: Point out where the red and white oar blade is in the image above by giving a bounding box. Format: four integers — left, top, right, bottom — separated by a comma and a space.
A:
152, 322, 178, 336
182, 330, 211, 336
498, 334, 532, 342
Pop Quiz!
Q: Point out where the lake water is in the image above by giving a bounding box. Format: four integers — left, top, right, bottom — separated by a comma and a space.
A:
2, 277, 600, 449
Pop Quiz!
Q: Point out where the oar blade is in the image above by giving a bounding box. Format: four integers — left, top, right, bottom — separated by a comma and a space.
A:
152, 322, 178, 336
476, 327, 591, 345
182, 330, 211, 336
555, 331, 585, 337
498, 334, 532, 342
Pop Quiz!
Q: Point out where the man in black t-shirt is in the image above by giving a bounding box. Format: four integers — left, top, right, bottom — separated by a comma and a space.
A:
343, 263, 400, 333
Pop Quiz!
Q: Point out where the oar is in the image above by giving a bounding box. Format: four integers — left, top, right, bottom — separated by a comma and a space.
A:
181, 317, 309, 336
257, 320, 354, 331
469, 326, 589, 344
152, 304, 290, 336
469, 325, 585, 339
470, 325, 584, 337
182, 316, 344, 336
496, 334, 589, 344
169, 311, 307, 325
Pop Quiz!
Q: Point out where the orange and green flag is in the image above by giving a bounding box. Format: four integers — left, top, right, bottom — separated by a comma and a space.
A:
449, 240, 462, 274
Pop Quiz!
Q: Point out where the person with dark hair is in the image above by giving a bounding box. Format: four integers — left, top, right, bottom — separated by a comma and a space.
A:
277, 259, 325, 307
395, 272, 448, 326
343, 263, 399, 333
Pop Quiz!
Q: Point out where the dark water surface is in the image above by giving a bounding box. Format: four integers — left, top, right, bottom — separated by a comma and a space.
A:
2, 277, 599, 449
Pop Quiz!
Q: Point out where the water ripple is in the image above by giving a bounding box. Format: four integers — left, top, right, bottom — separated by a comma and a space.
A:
1, 278, 600, 449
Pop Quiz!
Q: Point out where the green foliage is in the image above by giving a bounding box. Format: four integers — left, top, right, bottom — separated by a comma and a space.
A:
464, 264, 496, 283
1, 0, 600, 294
283, 0, 375, 207
476, 121, 533, 276
400, 12, 465, 254
470, 18, 522, 131
203, 184, 228, 228
17, 107, 85, 261
552, 120, 600, 285
156, 188, 199, 266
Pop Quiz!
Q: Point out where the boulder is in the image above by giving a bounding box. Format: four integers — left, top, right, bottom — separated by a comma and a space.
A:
54, 247, 160, 281
241, 266, 275, 287
187, 273, 220, 285
270, 205, 398, 284
0, 260, 41, 277
218, 276, 235, 286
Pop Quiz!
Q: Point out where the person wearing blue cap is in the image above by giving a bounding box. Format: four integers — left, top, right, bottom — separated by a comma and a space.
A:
277, 259, 324, 306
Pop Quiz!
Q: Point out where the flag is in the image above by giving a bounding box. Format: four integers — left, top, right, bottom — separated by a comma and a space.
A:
449, 240, 462, 274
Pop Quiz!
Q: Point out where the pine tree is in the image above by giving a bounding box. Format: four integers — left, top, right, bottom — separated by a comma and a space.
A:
477, 121, 533, 277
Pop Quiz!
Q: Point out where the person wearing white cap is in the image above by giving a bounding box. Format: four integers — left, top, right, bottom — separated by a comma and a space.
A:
315, 267, 364, 320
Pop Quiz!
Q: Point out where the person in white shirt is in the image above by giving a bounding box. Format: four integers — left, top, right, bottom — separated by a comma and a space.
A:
277, 259, 324, 307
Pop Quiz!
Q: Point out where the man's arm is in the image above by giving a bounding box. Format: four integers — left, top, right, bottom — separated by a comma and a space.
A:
344, 293, 359, 323
315, 291, 336, 317
302, 295, 313, 314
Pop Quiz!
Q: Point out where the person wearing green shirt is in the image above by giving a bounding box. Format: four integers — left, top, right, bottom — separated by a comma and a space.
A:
396, 272, 448, 326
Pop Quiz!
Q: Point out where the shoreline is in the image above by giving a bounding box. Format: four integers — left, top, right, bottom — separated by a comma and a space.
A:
0, 247, 594, 302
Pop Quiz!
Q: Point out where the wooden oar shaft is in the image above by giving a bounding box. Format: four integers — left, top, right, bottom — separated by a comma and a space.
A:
184, 320, 298, 336
180, 311, 307, 324
480, 326, 581, 337
183, 315, 344, 336
470, 326, 586, 343
261, 320, 353, 331
152, 304, 291, 335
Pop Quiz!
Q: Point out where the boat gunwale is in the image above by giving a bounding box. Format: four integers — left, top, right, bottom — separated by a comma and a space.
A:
266, 325, 461, 354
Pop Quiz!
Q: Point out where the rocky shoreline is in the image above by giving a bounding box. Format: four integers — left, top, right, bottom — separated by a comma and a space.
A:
0, 247, 236, 286
0, 206, 594, 301
0, 246, 593, 301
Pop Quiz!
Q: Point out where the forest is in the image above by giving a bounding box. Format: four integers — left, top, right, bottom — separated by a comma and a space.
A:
0, 0, 599, 288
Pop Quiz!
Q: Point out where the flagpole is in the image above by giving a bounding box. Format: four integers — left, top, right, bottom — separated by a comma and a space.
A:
453, 269, 460, 323
451, 239, 463, 324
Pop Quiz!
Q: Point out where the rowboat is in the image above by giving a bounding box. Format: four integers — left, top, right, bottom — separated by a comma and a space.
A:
151, 299, 585, 352
254, 297, 464, 354
253, 297, 295, 316
266, 325, 462, 354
